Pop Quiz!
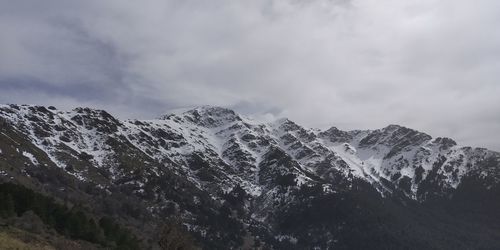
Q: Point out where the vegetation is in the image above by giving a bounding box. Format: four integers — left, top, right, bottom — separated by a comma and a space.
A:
274, 179, 500, 249
158, 218, 197, 250
0, 231, 54, 250
0, 182, 141, 249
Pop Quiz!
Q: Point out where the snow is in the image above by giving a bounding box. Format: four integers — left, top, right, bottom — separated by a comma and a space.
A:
1, 104, 497, 202
275, 234, 298, 244
22, 151, 38, 165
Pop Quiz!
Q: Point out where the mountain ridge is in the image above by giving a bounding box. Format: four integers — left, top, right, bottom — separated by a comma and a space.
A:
1, 103, 499, 201
1, 103, 500, 249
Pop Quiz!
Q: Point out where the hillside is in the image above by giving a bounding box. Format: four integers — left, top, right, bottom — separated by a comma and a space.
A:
1, 104, 499, 249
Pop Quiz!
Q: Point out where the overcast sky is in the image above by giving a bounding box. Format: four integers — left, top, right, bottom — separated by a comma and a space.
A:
1, 0, 499, 150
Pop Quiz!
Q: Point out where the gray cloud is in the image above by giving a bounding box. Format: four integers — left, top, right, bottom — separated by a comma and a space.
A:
1, 0, 499, 150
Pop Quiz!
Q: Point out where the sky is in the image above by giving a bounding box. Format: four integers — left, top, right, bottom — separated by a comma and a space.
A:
0, 0, 499, 150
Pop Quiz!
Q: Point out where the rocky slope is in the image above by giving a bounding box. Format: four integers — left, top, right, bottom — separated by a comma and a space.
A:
1, 104, 499, 249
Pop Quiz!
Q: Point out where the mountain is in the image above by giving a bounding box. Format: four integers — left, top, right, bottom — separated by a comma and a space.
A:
1, 104, 499, 249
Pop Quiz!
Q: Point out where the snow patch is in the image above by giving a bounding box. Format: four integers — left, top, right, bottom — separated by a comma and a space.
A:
275, 235, 298, 244
22, 151, 38, 165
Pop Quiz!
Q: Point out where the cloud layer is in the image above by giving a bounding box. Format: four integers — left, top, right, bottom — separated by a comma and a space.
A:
1, 0, 499, 150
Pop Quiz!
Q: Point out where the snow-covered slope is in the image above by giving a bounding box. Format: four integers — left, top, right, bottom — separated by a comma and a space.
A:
1, 104, 498, 201
2, 104, 500, 249
319, 124, 500, 199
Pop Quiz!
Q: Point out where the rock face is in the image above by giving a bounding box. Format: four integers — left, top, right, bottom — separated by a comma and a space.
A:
1, 104, 500, 249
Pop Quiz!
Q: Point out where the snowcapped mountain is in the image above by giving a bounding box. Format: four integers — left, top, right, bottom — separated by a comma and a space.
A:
1, 104, 500, 249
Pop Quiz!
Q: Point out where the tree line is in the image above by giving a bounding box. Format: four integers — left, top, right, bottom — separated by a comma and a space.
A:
0, 182, 141, 249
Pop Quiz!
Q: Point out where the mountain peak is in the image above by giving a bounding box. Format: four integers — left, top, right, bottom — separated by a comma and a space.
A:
319, 126, 353, 143
382, 124, 405, 131
359, 124, 432, 148
190, 105, 237, 115
163, 105, 242, 128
